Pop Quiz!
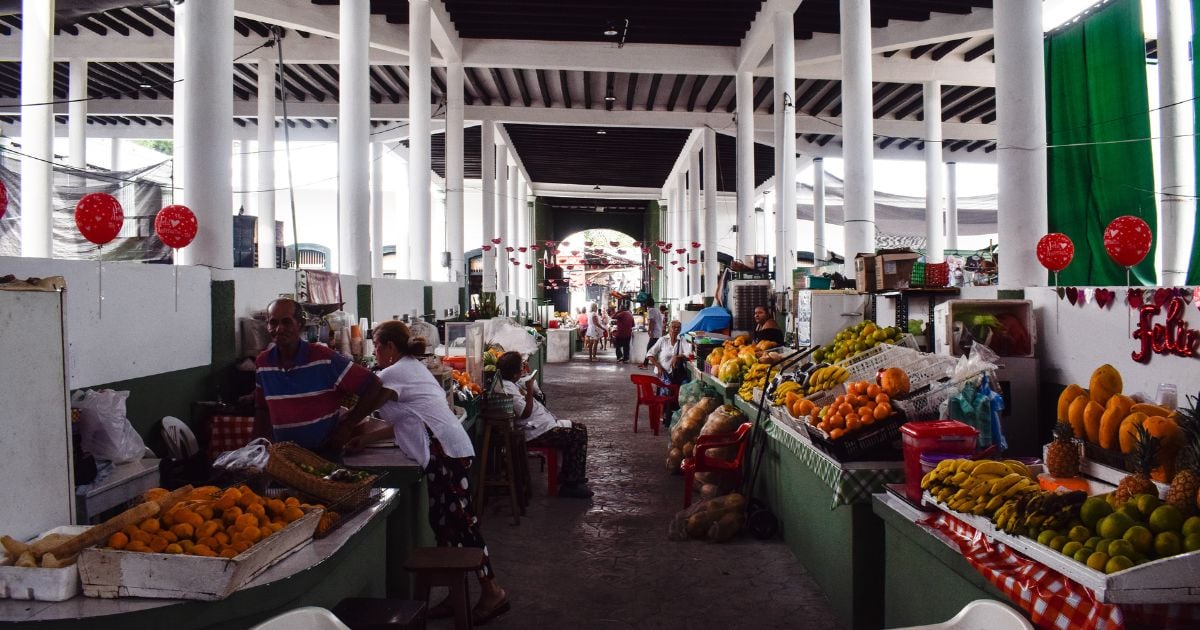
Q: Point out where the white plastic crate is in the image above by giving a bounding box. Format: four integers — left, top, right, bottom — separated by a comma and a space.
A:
836, 338, 921, 382
0, 525, 91, 601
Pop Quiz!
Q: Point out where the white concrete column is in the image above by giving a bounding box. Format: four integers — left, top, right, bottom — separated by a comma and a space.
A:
994, 0, 1047, 287
109, 138, 122, 171
496, 140, 510, 295
408, 0, 433, 281
370, 141, 384, 278
68, 58, 87, 169
773, 11, 797, 291
519, 178, 530, 298
237, 140, 251, 212
256, 58, 277, 268
813, 158, 827, 261
687, 147, 701, 296
703, 128, 718, 291
338, 0, 370, 278
1157, 0, 1195, 284
507, 158, 520, 296
177, 0, 233, 267
946, 162, 959, 251
675, 172, 687, 300
172, 6, 188, 205
735, 70, 755, 258
481, 122, 497, 293
923, 81, 945, 263
445, 62, 465, 285
840, 0, 875, 264
19, 0, 54, 257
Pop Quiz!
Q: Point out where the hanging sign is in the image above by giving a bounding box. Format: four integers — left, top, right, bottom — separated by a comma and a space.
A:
0, 179, 7, 219
1131, 296, 1199, 363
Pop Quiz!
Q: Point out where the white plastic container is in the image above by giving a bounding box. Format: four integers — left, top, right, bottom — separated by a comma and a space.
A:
0, 525, 91, 601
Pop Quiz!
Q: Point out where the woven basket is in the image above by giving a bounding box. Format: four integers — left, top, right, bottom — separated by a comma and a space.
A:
265, 442, 378, 510
482, 374, 515, 419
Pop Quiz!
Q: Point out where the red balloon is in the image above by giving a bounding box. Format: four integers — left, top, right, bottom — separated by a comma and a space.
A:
74, 192, 124, 245
1035, 233, 1074, 272
154, 205, 198, 249
0, 179, 7, 220
1103, 215, 1152, 268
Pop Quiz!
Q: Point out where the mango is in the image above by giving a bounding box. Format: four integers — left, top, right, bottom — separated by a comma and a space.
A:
1058, 384, 1086, 421
1068, 395, 1089, 439
1088, 364, 1123, 407
1100, 395, 1134, 450
1084, 400, 1105, 444
1119, 413, 1149, 454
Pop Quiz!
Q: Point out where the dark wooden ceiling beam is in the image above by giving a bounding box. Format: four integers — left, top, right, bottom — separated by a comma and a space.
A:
127, 7, 172, 35
704, 75, 731, 112
752, 77, 773, 111
232, 18, 251, 38
879, 136, 896, 149
111, 9, 155, 36
806, 81, 840, 116
78, 17, 108, 36
429, 67, 446, 99
959, 101, 995, 123
536, 69, 552, 107
942, 88, 991, 120
284, 65, 327, 102
91, 13, 130, 37
908, 43, 936, 59
665, 74, 685, 112
963, 38, 994, 62
380, 65, 410, 98
875, 84, 921, 117
685, 75, 707, 112
930, 38, 969, 61
464, 67, 492, 106
583, 70, 592, 109
513, 68, 533, 107
368, 68, 399, 103
793, 79, 828, 112
489, 68, 513, 107
645, 73, 662, 110
625, 73, 639, 111
604, 71, 614, 111
560, 70, 573, 109
966, 139, 990, 152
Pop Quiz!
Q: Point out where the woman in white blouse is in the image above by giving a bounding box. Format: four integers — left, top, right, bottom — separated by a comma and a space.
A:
346, 321, 509, 624
647, 320, 691, 382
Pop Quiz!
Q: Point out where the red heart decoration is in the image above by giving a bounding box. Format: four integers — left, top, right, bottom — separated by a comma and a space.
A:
1127, 288, 1143, 308
1094, 288, 1113, 309
1154, 288, 1171, 307
482, 245, 492, 252
492, 237, 502, 244
676, 248, 686, 254
1066, 287, 1078, 305
518, 246, 528, 253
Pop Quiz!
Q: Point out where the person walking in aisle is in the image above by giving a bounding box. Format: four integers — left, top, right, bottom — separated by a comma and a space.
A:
612, 305, 634, 363
585, 303, 603, 361
642, 298, 663, 367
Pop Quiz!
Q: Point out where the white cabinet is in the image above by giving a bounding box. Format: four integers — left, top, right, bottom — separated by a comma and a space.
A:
0, 286, 75, 540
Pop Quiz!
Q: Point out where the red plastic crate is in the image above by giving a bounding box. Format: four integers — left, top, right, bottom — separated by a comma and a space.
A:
925, 261, 950, 287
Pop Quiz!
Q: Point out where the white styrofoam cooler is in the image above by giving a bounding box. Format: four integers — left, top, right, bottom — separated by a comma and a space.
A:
0, 525, 91, 601
933, 299, 1036, 358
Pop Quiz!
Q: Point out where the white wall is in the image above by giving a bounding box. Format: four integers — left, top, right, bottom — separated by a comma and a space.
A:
1029, 287, 1200, 395
430, 281, 460, 318
371, 277, 427, 324
0, 256, 210, 388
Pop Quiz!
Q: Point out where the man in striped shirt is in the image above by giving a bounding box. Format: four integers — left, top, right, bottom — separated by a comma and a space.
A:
254, 298, 382, 452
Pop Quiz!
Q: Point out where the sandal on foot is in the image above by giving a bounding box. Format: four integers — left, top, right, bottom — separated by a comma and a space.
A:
473, 598, 511, 625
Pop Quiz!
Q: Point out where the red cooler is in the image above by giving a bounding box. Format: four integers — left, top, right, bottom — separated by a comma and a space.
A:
900, 421, 979, 502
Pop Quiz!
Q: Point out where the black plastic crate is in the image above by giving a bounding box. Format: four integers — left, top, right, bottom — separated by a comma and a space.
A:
803, 413, 906, 462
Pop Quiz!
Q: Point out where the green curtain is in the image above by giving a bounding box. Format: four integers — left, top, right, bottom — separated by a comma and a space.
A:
1190, 0, 1200, 284
1045, 0, 1157, 285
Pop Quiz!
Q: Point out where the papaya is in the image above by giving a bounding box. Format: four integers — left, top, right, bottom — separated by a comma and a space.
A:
1119, 412, 1149, 454
1088, 364, 1123, 406
1057, 384, 1086, 421
1083, 401, 1105, 444
1099, 395, 1134, 450
1068, 395, 1089, 439
1129, 402, 1175, 418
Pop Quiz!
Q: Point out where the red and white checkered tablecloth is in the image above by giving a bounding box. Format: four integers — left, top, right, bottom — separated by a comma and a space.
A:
919, 512, 1200, 630
208, 415, 255, 459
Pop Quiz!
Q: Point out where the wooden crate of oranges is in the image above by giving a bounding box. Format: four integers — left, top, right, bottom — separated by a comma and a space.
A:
78, 485, 322, 600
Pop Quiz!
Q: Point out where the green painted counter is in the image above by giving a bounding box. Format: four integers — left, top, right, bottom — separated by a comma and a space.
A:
0, 492, 399, 630
872, 493, 1016, 628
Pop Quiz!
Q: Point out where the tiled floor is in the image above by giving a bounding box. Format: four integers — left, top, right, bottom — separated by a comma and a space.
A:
434, 348, 844, 629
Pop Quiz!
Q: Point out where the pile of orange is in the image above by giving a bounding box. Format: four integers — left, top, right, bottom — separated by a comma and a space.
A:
105, 485, 314, 559
812, 381, 894, 440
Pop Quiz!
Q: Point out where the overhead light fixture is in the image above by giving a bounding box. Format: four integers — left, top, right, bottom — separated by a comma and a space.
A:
137, 77, 152, 89
596, 129, 607, 135
593, 184, 601, 191
603, 24, 619, 37
604, 91, 616, 103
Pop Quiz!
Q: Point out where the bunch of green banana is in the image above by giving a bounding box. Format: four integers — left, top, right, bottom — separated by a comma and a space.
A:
804, 365, 849, 396
920, 459, 1039, 517
772, 381, 802, 406
992, 490, 1086, 537
737, 364, 774, 401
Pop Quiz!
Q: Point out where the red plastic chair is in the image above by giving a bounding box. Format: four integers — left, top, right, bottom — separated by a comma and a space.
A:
681, 422, 752, 508
526, 445, 559, 496
630, 374, 677, 435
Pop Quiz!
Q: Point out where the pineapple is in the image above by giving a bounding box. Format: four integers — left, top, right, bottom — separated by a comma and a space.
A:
1167, 394, 1200, 515
1115, 424, 1160, 506
1046, 421, 1080, 477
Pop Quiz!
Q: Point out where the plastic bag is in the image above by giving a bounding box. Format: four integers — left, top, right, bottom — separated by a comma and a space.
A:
665, 396, 720, 471
213, 437, 272, 473
73, 389, 147, 464
667, 492, 747, 542
482, 318, 540, 356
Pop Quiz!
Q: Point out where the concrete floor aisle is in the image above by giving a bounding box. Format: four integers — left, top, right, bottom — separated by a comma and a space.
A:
441, 349, 844, 629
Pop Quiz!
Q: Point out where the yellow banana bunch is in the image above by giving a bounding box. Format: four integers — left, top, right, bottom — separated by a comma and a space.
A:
772, 381, 802, 406
804, 365, 850, 396
920, 458, 1039, 518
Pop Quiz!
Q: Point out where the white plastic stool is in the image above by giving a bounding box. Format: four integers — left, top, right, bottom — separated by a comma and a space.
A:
250, 606, 351, 630
891, 599, 1034, 630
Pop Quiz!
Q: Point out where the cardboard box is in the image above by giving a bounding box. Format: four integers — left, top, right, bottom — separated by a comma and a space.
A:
874, 249, 921, 290
854, 254, 877, 292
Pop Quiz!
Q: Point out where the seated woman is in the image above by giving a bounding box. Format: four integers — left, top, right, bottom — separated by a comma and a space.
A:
752, 305, 786, 346
495, 351, 593, 499
345, 321, 509, 624
647, 319, 691, 384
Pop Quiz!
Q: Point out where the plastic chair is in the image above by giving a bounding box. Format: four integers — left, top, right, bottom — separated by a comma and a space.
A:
890, 599, 1034, 630
250, 607, 350, 630
681, 422, 752, 507
527, 445, 559, 496
630, 374, 677, 435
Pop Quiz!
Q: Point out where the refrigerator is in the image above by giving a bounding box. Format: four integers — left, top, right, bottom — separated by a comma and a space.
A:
791, 289, 870, 348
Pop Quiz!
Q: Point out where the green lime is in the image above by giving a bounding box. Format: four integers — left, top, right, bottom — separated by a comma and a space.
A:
1183, 516, 1200, 538
1118, 503, 1143, 523
1061, 541, 1084, 557
1148, 505, 1184, 534
1095, 538, 1114, 555
1084, 536, 1103, 550
1107, 539, 1135, 559
1068, 525, 1092, 543
1080, 497, 1113, 529
1049, 535, 1068, 552
1154, 531, 1183, 558
1037, 530, 1059, 546
1105, 555, 1134, 574
1123, 525, 1154, 554
1134, 493, 1163, 516
1073, 547, 1093, 563
1184, 533, 1200, 553
1098, 512, 1135, 540
1086, 551, 1109, 571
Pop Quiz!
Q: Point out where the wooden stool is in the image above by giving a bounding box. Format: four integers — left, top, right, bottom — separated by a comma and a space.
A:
404, 547, 485, 630
474, 416, 523, 525
331, 597, 426, 630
